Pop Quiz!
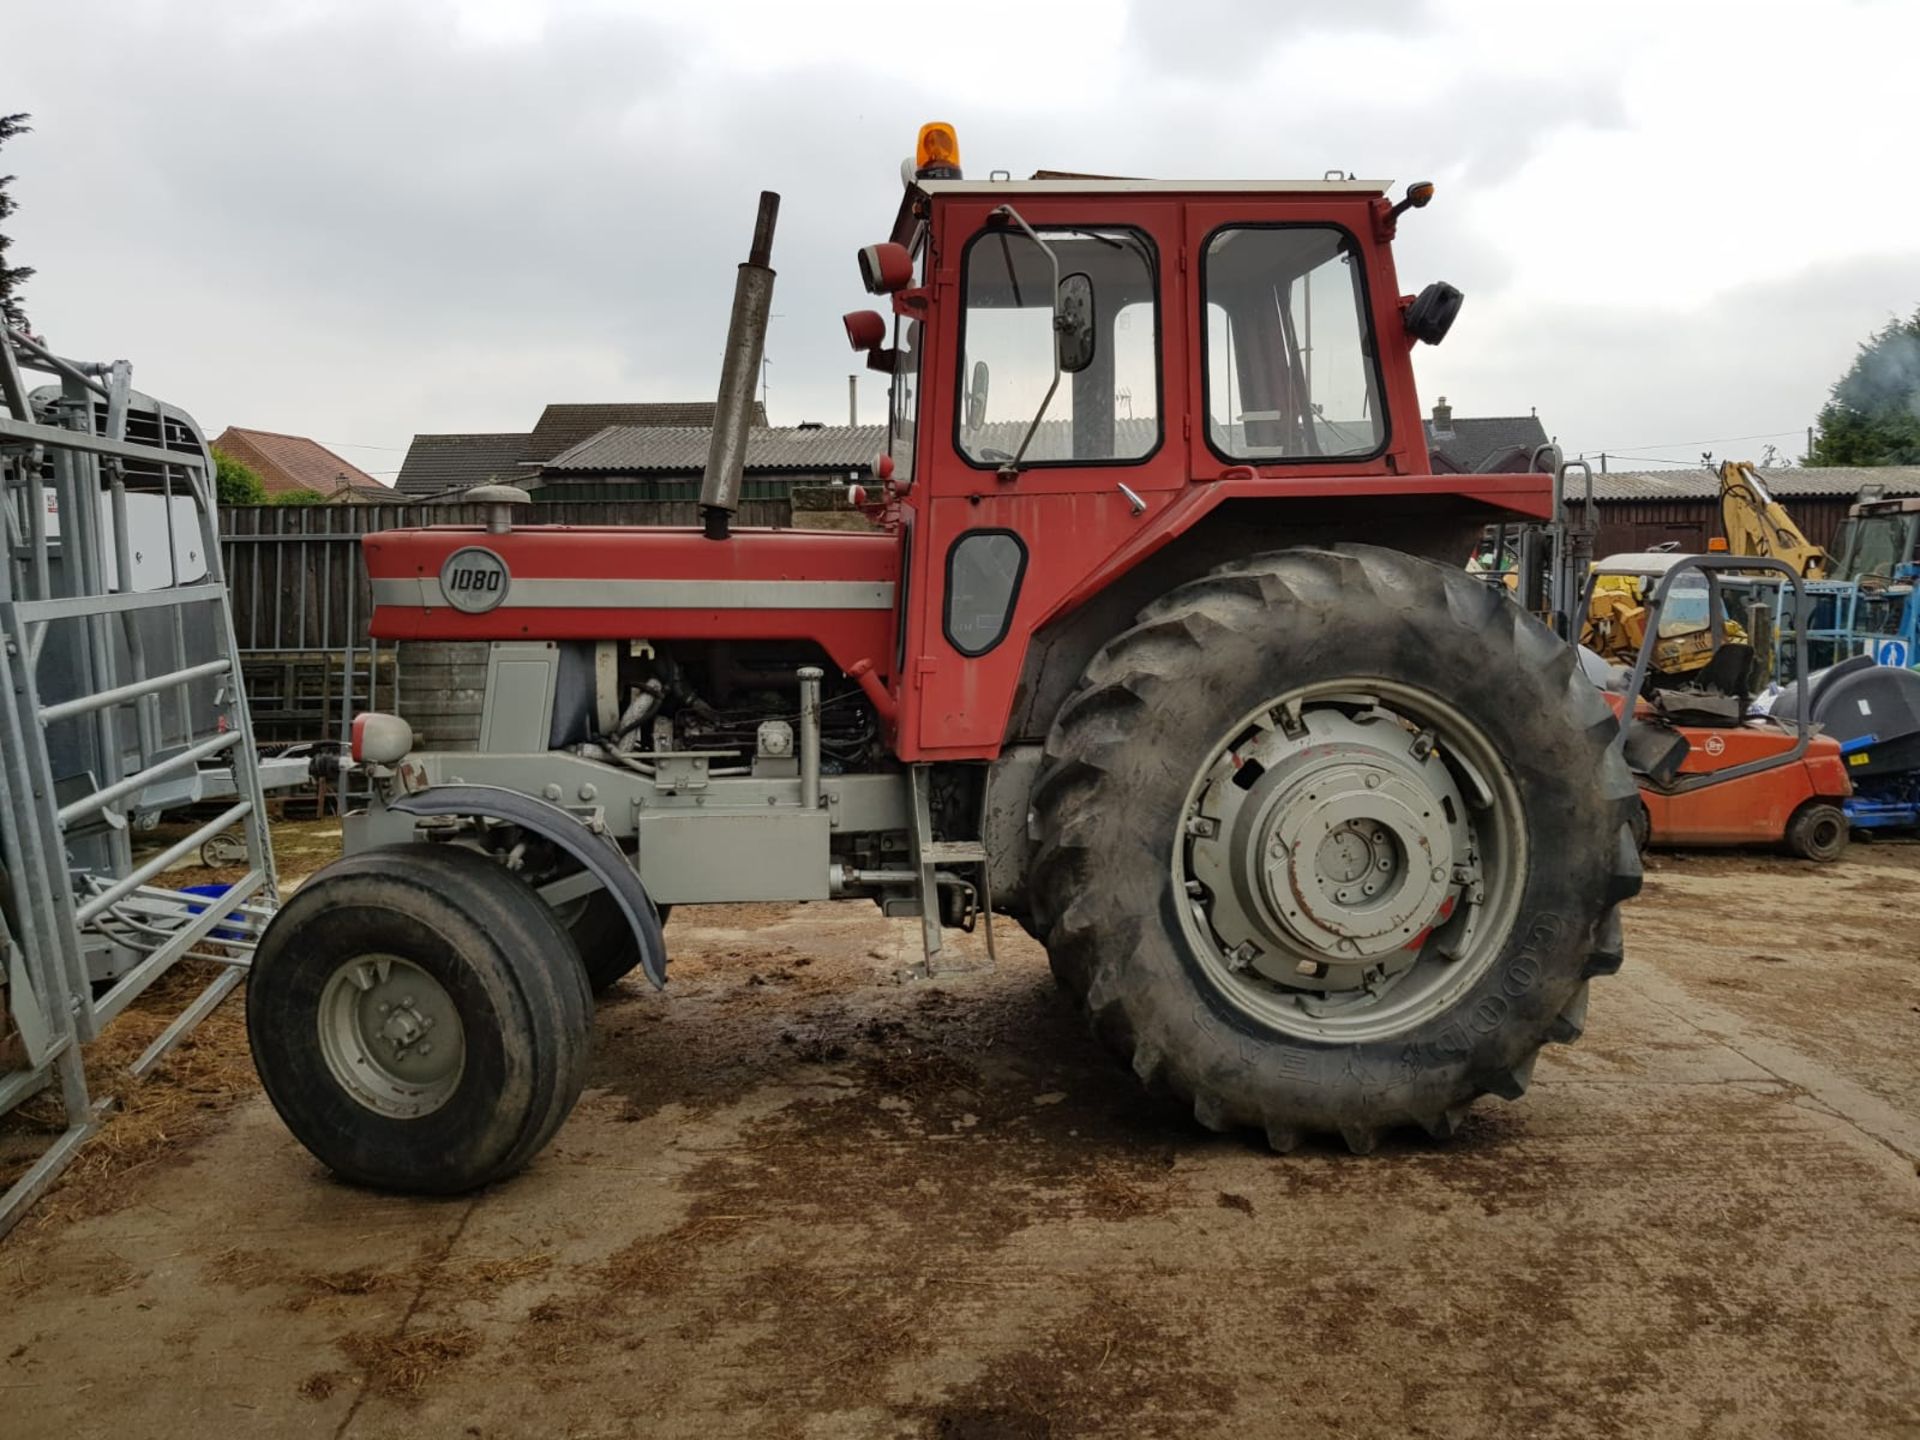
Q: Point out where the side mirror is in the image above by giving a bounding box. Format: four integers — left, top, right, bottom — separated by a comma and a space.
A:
1404, 281, 1463, 346
857, 242, 914, 295
1055, 272, 1095, 374
843, 309, 887, 353
966, 361, 989, 429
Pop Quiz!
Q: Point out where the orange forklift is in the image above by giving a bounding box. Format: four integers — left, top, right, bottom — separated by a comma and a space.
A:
1588, 554, 1853, 861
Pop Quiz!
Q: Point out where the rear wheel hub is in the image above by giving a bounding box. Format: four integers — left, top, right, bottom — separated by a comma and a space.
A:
1180, 682, 1523, 1041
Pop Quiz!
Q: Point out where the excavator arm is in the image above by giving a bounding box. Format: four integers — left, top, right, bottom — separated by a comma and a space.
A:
1718, 460, 1828, 579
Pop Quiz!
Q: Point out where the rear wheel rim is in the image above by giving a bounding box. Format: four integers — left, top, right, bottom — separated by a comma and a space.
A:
1175, 680, 1527, 1043
317, 954, 466, 1118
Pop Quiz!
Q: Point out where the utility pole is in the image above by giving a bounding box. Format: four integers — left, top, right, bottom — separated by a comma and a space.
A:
1599, 452, 1608, 474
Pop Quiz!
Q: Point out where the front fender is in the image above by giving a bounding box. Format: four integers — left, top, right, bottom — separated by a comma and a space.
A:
386, 784, 667, 988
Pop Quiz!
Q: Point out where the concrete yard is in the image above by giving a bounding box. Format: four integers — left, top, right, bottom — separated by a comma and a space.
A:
2, 840, 1918, 1439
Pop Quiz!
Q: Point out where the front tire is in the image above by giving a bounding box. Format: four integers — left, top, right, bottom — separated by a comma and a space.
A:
247, 843, 593, 1192
1784, 801, 1848, 863
1029, 545, 1641, 1152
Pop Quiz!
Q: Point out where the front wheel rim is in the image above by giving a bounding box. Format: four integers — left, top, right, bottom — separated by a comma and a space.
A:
1175, 680, 1527, 1043
317, 954, 467, 1118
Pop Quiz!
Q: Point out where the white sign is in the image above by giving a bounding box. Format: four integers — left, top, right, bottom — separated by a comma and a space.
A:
439, 546, 511, 613
1874, 638, 1910, 668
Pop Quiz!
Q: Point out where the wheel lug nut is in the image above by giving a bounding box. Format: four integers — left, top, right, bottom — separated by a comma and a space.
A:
1365, 774, 1381, 790
1431, 866, 1447, 883
418, 1042, 432, 1056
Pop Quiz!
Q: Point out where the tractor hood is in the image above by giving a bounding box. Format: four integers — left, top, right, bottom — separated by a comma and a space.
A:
365, 524, 902, 680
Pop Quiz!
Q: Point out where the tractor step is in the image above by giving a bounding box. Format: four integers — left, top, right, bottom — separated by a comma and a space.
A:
905, 765, 996, 977
921, 841, 987, 864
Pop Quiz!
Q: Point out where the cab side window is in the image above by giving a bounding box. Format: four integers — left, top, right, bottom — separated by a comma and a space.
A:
1203, 226, 1385, 462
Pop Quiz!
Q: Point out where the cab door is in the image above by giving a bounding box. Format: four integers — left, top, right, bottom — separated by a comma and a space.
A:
905, 198, 1184, 756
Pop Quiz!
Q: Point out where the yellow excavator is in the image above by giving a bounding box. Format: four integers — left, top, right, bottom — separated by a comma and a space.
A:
1582, 461, 1825, 674
1716, 460, 1827, 579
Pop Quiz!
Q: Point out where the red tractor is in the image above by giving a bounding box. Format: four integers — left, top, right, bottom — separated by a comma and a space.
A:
248, 125, 1640, 1190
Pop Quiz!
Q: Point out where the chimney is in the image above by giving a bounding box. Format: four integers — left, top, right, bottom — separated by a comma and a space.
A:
1431, 396, 1454, 437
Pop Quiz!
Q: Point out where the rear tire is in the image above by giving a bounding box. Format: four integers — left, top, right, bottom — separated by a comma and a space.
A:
247, 843, 593, 1192
565, 890, 668, 994
1784, 801, 1848, 863
1029, 545, 1641, 1152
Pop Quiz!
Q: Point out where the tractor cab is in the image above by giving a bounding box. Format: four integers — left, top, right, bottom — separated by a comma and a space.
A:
1832, 496, 1920, 585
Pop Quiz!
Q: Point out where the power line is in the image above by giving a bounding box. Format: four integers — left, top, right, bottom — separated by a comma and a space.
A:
1583, 427, 1803, 454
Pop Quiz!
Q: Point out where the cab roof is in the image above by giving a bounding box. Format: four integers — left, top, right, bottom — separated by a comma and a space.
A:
892, 177, 1392, 245
916, 177, 1391, 197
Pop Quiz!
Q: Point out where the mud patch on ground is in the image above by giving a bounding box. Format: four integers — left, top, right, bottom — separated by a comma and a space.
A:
908, 1285, 1236, 1439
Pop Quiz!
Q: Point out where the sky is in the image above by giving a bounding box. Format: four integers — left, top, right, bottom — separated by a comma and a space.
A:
4, 0, 1914, 481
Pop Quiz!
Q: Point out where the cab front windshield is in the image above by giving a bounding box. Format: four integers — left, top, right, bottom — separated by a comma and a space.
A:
1834, 512, 1919, 583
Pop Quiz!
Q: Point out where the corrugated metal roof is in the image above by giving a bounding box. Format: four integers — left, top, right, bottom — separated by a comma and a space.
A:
524, 402, 769, 461
544, 424, 888, 473
1591, 467, 1920, 502
541, 418, 1181, 474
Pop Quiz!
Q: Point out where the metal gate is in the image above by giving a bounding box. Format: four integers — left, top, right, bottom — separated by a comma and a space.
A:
0, 327, 276, 1235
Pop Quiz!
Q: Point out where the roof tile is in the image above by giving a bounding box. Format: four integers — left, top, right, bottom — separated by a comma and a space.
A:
211, 427, 387, 498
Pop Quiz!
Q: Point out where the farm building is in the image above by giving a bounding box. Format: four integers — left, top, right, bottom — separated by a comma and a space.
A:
1423, 399, 1552, 473
394, 400, 770, 498
1589, 466, 1920, 556
209, 426, 389, 501
534, 422, 884, 500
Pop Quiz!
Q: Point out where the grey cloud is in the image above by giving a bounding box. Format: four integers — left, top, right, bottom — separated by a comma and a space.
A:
1423, 253, 1920, 464
0, 0, 1829, 477
1123, 0, 1433, 76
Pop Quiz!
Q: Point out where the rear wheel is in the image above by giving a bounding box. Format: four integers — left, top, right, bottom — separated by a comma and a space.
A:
247, 843, 593, 1192
1784, 801, 1848, 863
562, 889, 668, 994
1030, 545, 1641, 1152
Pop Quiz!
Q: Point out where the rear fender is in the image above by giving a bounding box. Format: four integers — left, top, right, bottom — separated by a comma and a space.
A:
386, 785, 667, 987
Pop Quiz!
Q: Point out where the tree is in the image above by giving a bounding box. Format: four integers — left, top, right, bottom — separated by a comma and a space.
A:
0, 112, 33, 331
274, 488, 327, 505
212, 448, 268, 506
1807, 306, 1920, 466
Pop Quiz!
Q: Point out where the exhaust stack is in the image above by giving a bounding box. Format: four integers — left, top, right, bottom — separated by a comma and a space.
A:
699, 190, 780, 540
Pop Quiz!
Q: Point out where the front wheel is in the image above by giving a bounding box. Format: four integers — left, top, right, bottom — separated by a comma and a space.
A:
1029, 545, 1642, 1153
1784, 801, 1848, 863
247, 843, 594, 1192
